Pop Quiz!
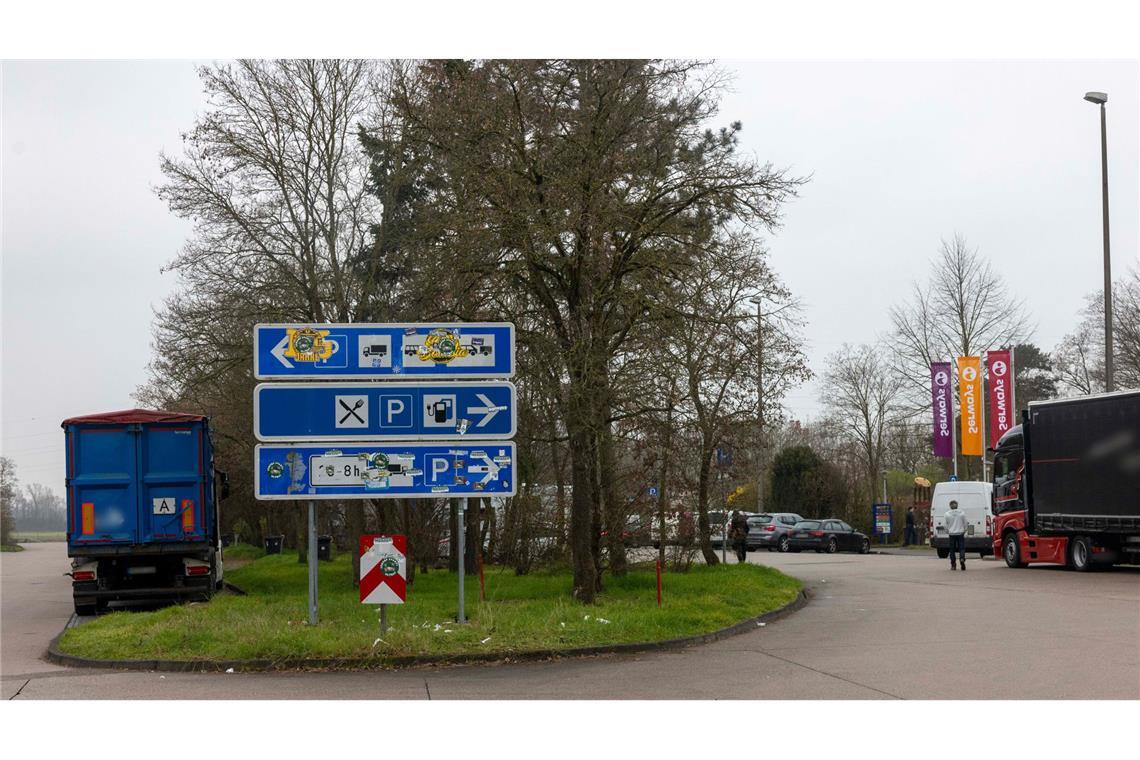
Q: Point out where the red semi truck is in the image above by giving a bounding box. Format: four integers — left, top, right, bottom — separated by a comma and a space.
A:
991, 390, 1140, 570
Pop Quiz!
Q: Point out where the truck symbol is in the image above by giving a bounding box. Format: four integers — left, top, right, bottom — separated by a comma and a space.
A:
363, 344, 388, 357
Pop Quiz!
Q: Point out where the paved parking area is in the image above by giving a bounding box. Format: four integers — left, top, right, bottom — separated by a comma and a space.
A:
3, 542, 1137, 699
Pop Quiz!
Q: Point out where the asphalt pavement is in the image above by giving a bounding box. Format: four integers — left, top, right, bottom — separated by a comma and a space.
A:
2, 541, 1137, 699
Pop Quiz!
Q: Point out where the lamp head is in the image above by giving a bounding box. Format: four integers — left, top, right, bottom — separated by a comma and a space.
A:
1084, 91, 1108, 105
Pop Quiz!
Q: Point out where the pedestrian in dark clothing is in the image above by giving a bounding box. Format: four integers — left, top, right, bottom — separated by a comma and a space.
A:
904, 507, 918, 546
729, 511, 750, 563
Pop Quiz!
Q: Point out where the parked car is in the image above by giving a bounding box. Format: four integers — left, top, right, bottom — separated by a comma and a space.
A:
746, 512, 804, 552
788, 519, 871, 554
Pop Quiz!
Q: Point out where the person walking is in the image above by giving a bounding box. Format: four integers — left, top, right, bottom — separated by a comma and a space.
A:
904, 506, 918, 546
729, 510, 750, 563
945, 499, 967, 570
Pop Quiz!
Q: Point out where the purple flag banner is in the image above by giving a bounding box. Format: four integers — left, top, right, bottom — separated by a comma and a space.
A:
930, 362, 954, 458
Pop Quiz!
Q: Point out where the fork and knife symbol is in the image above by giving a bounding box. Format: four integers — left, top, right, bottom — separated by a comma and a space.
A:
338, 398, 365, 424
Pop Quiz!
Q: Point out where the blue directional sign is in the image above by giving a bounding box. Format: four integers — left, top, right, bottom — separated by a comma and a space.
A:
255, 441, 517, 501
254, 382, 516, 442
254, 323, 515, 380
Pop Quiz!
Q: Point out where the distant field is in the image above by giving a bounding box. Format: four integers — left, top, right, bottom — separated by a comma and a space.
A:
13, 532, 67, 543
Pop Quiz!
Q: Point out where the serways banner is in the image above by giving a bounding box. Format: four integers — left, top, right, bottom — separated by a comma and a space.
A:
930, 362, 954, 458
957, 356, 983, 457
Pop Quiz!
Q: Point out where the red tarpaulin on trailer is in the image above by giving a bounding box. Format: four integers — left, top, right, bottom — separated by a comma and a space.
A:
61, 409, 206, 427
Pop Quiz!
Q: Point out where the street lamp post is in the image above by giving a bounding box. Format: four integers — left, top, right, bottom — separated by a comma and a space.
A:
1084, 90, 1113, 392
749, 295, 764, 513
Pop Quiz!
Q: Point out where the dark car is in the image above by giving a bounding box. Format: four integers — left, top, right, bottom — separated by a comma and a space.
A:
745, 512, 804, 553
788, 519, 871, 554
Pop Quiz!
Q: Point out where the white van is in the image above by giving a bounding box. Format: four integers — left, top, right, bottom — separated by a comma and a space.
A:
930, 481, 994, 558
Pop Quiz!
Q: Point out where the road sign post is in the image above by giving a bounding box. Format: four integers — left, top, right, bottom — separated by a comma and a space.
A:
308, 501, 318, 625
457, 498, 467, 624
255, 322, 516, 635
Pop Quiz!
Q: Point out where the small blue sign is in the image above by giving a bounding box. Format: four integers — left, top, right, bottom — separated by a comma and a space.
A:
255, 441, 517, 501
254, 323, 515, 379
872, 502, 893, 537
255, 382, 516, 442
648, 486, 659, 498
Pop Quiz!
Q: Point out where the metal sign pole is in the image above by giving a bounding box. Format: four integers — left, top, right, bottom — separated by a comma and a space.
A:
380, 603, 388, 636
457, 497, 467, 623
308, 500, 318, 625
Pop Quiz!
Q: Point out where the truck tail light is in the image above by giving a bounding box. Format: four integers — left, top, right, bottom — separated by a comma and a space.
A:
185, 565, 210, 576
986, 515, 993, 536
73, 571, 96, 582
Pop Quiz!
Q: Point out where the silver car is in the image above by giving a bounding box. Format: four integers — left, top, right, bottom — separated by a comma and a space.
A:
745, 513, 805, 553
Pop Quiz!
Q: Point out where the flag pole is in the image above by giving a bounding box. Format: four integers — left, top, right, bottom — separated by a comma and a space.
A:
950, 357, 959, 479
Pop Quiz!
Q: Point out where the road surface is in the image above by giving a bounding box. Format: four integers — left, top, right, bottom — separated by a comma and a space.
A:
3, 542, 1137, 699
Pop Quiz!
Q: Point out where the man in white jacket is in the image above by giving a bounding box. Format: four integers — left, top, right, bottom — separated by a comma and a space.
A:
945, 499, 968, 571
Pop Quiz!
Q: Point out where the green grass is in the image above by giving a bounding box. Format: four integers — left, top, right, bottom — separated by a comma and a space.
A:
222, 543, 267, 561
57, 554, 801, 665
12, 532, 66, 543
1, 544, 25, 552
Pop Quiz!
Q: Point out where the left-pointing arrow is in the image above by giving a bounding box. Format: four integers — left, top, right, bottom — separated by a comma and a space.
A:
271, 336, 293, 368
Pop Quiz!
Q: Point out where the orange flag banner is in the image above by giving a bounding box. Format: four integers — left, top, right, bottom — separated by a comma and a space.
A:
957, 356, 983, 456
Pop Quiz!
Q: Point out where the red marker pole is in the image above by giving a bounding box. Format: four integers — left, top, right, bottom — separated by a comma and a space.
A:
656, 559, 662, 607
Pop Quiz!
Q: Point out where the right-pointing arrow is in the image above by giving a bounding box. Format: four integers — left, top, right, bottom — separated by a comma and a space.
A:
466, 393, 507, 428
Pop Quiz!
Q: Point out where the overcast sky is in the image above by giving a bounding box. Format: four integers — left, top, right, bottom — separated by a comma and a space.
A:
2, 59, 1138, 497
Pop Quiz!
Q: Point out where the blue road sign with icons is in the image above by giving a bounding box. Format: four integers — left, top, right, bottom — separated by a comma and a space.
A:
254, 323, 515, 380
255, 441, 517, 500
254, 382, 516, 442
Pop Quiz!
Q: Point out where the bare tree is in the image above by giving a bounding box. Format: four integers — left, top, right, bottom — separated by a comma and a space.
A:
0, 458, 17, 546
890, 234, 1034, 407
145, 59, 379, 578
1054, 268, 1140, 394
821, 344, 905, 507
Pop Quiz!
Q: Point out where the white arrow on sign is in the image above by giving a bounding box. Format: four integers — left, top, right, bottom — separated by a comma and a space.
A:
467, 453, 501, 484
271, 336, 293, 368
466, 393, 508, 428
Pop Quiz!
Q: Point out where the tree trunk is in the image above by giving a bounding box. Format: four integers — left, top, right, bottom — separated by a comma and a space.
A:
696, 451, 720, 565
295, 502, 307, 563
403, 499, 416, 586
348, 500, 365, 588
568, 421, 598, 602
448, 499, 459, 573
464, 497, 478, 575
599, 417, 627, 576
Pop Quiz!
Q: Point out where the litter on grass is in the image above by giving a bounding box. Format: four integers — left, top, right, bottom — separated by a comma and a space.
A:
596, 617, 611, 624
481, 637, 492, 644
225, 668, 234, 674
373, 638, 385, 648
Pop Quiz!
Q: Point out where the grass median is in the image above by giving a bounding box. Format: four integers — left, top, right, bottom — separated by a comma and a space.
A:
56, 549, 801, 665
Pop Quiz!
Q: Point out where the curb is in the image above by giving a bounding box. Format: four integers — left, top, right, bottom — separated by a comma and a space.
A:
46, 588, 811, 673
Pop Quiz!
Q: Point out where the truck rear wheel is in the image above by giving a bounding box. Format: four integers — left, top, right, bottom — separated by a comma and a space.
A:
1069, 536, 1094, 572
1003, 533, 1026, 568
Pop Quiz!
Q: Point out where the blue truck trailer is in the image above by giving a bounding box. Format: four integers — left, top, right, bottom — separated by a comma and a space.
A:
62, 409, 228, 615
